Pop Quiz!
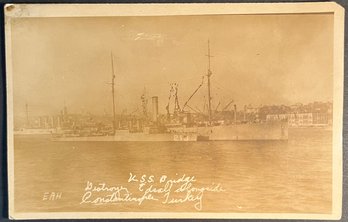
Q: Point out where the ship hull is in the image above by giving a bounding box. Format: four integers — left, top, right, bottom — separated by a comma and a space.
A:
52, 121, 287, 142
52, 132, 198, 142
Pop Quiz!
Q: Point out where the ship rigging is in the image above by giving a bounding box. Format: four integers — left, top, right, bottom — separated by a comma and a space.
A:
51, 40, 288, 141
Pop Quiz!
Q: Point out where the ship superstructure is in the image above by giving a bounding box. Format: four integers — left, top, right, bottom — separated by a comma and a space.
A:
52, 41, 288, 141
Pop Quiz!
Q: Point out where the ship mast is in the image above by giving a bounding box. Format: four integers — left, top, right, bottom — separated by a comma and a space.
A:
206, 40, 213, 125
111, 52, 116, 135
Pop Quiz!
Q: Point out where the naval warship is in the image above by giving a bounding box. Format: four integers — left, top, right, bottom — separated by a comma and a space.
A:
52, 41, 288, 142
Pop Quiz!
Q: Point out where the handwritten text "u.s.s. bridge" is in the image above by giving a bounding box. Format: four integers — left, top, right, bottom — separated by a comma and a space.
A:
80, 173, 225, 211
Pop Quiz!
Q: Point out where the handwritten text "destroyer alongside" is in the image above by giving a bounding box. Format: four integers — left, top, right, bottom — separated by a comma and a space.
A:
80, 173, 225, 211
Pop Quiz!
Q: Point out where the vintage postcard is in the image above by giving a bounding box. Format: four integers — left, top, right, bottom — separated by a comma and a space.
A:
5, 2, 344, 220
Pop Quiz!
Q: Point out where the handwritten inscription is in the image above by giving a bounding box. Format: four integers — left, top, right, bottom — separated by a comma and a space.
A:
80, 173, 225, 211
43, 192, 62, 201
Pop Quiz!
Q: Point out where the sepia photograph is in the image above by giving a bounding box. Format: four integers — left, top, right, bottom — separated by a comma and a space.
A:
5, 3, 344, 220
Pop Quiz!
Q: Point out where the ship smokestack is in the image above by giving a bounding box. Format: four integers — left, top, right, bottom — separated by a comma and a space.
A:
152, 96, 159, 122
234, 104, 237, 123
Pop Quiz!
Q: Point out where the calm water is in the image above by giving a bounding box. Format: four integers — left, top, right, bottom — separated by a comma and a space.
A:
13, 128, 332, 213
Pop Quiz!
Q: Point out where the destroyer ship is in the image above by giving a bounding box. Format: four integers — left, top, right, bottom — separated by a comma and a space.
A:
52, 42, 288, 142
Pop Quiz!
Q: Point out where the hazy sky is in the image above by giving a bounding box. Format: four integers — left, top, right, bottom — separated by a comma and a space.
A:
11, 13, 333, 117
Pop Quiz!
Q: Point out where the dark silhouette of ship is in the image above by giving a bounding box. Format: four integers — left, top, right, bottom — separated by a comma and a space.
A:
53, 41, 288, 141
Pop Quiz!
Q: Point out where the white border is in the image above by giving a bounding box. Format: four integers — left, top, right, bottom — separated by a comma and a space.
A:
5, 2, 345, 220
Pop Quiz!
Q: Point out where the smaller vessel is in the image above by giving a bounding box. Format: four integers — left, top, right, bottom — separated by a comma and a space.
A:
14, 103, 54, 135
